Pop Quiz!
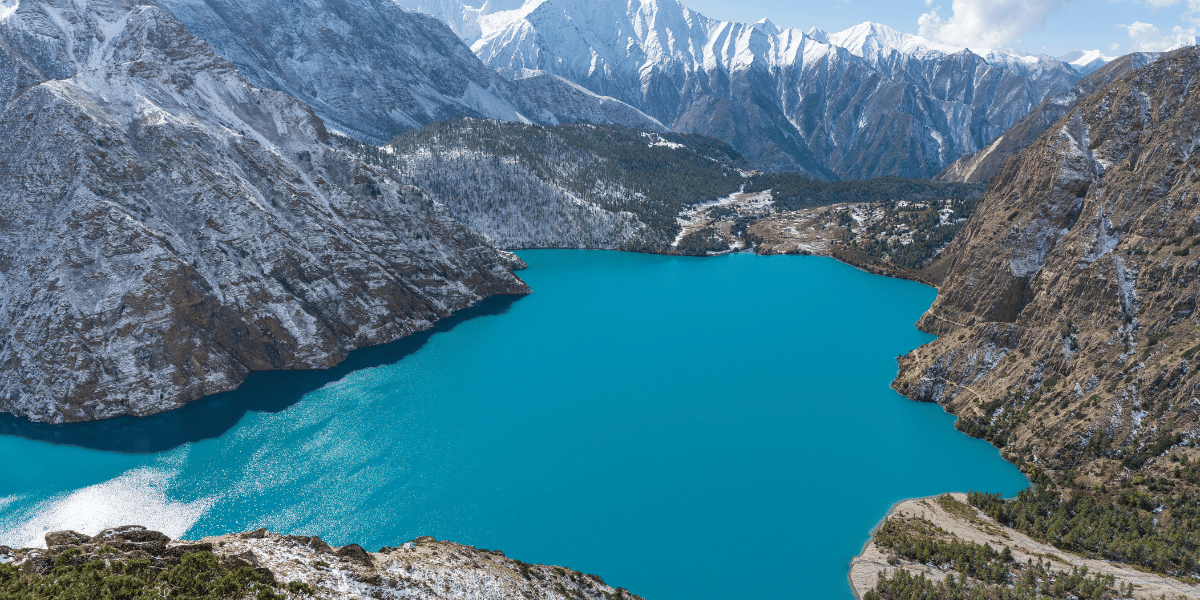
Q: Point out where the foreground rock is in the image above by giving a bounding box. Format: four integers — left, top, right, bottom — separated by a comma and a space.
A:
0, 0, 528, 423
0, 526, 641, 600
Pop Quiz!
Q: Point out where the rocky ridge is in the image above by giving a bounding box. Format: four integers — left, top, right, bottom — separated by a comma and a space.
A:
852, 46, 1200, 600
895, 46, 1200, 487
0, 0, 528, 423
0, 525, 641, 600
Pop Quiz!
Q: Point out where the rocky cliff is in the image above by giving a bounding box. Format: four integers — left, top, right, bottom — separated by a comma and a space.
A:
894, 46, 1200, 476
0, 0, 528, 423
0, 525, 641, 600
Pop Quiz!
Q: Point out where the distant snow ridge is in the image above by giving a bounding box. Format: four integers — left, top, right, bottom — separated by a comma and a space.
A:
393, 0, 1085, 179
1059, 50, 1118, 76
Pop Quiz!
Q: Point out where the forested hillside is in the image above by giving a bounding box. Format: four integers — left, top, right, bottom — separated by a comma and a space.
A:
338, 120, 984, 261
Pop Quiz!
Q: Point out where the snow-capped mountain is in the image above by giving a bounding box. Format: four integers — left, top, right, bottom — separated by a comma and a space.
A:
1058, 50, 1117, 76
0, 0, 527, 422
393, 0, 1084, 179
152, 0, 662, 143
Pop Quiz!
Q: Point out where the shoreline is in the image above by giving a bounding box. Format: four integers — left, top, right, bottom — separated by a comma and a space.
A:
845, 494, 942, 600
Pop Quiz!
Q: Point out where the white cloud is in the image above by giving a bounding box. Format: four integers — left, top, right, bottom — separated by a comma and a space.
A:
918, 0, 1062, 48
1121, 21, 1200, 51
1143, 0, 1179, 7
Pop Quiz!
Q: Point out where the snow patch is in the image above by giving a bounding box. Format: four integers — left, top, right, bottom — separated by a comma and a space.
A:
641, 131, 683, 150
0, 0, 18, 22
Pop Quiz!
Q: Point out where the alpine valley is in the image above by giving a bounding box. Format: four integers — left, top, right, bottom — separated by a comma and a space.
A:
1, 0, 1200, 599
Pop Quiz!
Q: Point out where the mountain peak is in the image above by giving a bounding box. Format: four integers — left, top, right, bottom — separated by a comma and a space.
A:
752, 17, 779, 36
828, 21, 960, 58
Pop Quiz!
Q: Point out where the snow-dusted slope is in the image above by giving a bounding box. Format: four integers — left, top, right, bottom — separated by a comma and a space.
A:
152, 0, 528, 143
0, 0, 528, 423
396, 0, 1084, 179
151, 0, 661, 143
381, 120, 747, 250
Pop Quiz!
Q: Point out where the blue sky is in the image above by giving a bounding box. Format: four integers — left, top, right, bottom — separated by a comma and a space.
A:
681, 0, 1200, 57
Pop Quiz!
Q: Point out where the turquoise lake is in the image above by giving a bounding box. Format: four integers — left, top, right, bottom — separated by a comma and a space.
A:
0, 251, 1027, 599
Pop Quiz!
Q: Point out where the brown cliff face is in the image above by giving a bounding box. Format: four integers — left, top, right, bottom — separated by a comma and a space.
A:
895, 47, 1200, 477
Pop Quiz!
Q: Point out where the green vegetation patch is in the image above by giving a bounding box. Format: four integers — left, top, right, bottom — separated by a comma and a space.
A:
875, 517, 1013, 584
0, 551, 298, 600
969, 474, 1200, 577
865, 564, 1117, 600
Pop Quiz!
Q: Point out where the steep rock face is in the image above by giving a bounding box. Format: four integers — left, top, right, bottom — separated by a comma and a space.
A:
894, 47, 1200, 473
0, 0, 528, 423
398, 0, 1082, 179
936, 52, 1161, 184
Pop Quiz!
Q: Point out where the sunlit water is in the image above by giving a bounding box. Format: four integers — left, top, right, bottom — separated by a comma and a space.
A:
0, 251, 1026, 599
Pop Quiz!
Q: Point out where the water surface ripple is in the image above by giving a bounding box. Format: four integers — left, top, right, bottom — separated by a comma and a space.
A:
0, 251, 1026, 599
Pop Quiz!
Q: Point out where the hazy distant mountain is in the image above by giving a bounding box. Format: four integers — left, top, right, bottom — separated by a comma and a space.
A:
1058, 50, 1117, 76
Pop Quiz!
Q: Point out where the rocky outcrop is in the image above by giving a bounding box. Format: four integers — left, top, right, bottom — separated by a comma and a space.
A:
893, 46, 1200, 475
935, 52, 1161, 184
0, 526, 643, 600
0, 0, 528, 423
